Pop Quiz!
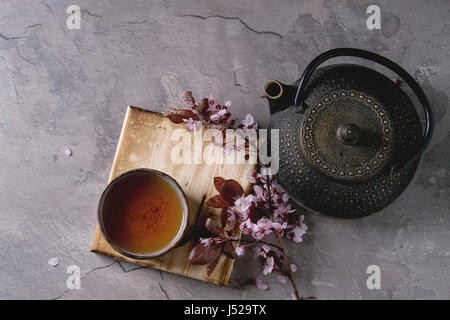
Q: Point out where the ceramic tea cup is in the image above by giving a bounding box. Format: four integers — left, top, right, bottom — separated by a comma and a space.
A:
97, 168, 189, 259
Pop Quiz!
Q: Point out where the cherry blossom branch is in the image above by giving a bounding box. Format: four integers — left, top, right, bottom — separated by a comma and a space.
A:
264, 173, 301, 300
232, 237, 282, 250
171, 92, 308, 298
276, 230, 300, 300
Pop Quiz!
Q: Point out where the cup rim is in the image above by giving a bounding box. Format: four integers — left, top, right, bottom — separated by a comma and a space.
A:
97, 168, 189, 260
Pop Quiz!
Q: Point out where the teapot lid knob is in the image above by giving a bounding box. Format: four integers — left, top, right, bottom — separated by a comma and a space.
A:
337, 123, 361, 145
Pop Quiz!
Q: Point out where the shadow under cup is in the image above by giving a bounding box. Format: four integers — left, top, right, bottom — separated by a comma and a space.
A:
98, 169, 189, 259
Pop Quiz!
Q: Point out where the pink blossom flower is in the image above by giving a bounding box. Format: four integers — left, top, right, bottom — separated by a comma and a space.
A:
235, 246, 246, 256
277, 274, 287, 284
250, 218, 286, 239
246, 170, 257, 183
263, 256, 274, 275
392, 77, 403, 86
253, 185, 265, 200
210, 108, 227, 121
233, 195, 254, 215
253, 277, 268, 290
254, 244, 271, 258
251, 218, 274, 239
290, 264, 297, 273
272, 180, 284, 193
240, 218, 253, 233
242, 114, 257, 129
207, 93, 216, 111
287, 225, 307, 243
48, 257, 59, 267
272, 221, 288, 232
183, 118, 201, 132
228, 194, 255, 223
273, 204, 294, 221
60, 146, 72, 156
271, 192, 280, 203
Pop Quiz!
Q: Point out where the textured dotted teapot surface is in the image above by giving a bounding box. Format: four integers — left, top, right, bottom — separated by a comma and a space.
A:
272, 65, 423, 218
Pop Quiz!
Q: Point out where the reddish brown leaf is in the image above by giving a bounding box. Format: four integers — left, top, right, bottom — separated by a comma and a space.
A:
205, 218, 224, 237
220, 207, 229, 228
206, 248, 222, 276
189, 241, 220, 265
222, 240, 236, 259
167, 110, 200, 124
214, 177, 226, 192
167, 113, 187, 124
220, 179, 244, 204
198, 98, 209, 113
182, 109, 200, 120
205, 195, 229, 208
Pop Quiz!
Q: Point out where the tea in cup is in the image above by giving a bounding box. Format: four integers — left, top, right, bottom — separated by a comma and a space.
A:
98, 169, 189, 259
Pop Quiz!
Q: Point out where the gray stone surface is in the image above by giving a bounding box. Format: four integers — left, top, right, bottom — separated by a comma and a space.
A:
0, 0, 448, 300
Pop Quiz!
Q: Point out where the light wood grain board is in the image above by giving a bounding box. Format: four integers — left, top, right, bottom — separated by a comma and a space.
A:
91, 106, 255, 285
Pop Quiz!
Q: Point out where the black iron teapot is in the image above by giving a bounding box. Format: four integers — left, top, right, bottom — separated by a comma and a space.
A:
264, 48, 433, 218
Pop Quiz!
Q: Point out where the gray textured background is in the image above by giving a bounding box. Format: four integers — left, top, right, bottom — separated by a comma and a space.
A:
0, 0, 448, 300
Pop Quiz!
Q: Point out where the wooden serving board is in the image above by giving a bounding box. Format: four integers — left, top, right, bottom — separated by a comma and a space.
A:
91, 106, 255, 285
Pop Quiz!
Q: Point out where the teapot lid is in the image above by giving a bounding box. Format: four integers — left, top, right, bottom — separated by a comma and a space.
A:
300, 89, 394, 181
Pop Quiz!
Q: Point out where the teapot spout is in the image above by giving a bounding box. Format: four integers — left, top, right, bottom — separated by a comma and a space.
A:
263, 80, 297, 114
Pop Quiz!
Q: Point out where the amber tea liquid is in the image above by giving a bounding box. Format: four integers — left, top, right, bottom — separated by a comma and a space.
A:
102, 172, 183, 254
